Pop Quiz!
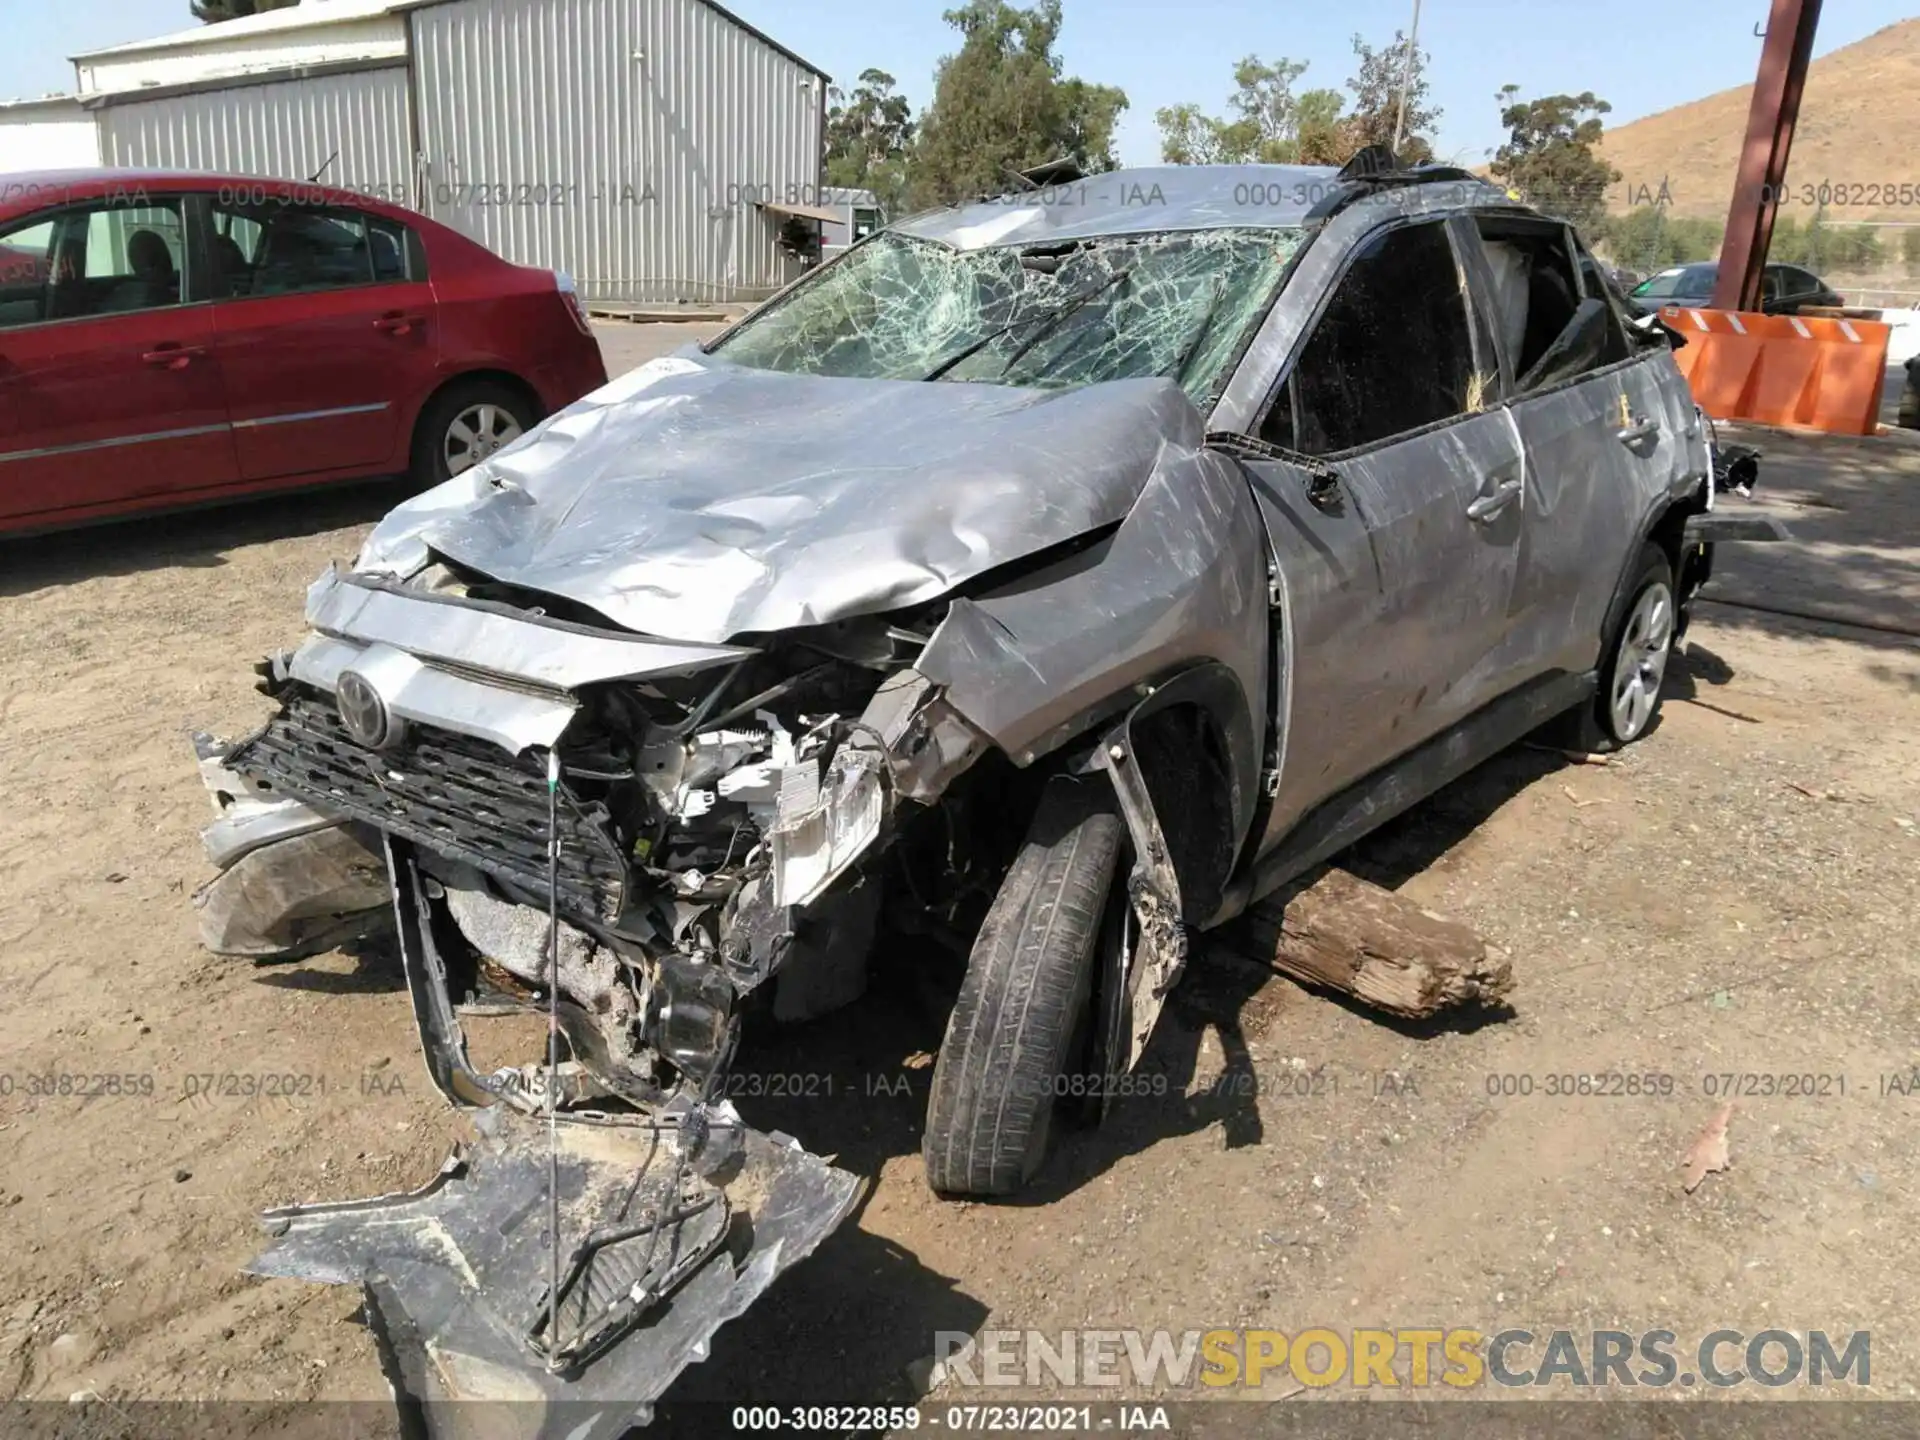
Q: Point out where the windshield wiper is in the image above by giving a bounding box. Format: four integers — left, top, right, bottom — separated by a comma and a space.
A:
921, 262, 1136, 383
1168, 277, 1227, 387
993, 262, 1136, 379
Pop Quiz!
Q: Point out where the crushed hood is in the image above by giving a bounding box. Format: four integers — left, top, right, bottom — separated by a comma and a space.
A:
357, 355, 1207, 643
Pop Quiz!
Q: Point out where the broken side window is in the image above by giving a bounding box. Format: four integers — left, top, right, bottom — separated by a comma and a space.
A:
1472, 216, 1597, 389
1259, 217, 1478, 456
1568, 233, 1632, 367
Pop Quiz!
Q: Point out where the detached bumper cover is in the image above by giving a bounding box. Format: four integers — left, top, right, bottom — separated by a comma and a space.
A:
248, 1116, 859, 1437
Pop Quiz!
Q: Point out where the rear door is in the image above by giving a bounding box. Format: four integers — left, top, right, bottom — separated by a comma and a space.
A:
208, 199, 438, 481
0, 193, 235, 525
1461, 214, 1647, 681
1244, 216, 1523, 836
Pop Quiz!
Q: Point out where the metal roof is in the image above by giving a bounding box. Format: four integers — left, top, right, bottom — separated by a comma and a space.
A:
67, 0, 828, 82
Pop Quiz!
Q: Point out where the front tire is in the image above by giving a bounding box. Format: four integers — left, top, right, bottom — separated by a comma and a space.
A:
922, 780, 1123, 1197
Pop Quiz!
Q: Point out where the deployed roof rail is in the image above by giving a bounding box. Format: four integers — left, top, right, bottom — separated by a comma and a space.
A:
1017, 157, 1087, 188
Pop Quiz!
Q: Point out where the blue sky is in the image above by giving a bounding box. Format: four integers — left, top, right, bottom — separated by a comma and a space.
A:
7, 0, 1916, 167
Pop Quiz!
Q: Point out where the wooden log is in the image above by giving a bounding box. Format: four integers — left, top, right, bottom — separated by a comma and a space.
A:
1233, 868, 1512, 1019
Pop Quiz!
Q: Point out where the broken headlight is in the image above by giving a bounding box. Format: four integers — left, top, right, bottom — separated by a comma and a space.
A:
770, 746, 887, 909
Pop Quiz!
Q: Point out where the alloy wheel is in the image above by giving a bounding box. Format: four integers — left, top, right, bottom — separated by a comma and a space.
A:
443, 403, 524, 476
1610, 580, 1674, 741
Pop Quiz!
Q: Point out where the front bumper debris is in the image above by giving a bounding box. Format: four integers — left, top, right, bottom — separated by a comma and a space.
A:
235, 836, 861, 1436
191, 732, 390, 958
249, 1114, 858, 1437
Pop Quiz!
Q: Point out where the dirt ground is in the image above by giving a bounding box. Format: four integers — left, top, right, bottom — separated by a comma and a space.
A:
2, 323, 1917, 1429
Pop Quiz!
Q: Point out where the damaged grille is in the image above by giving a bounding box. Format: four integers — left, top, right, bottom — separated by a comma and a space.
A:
229, 692, 627, 920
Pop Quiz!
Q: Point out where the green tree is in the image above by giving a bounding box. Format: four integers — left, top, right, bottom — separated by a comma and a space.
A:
1598, 206, 1721, 271
1295, 87, 1350, 164
1155, 102, 1236, 165
1489, 87, 1619, 233
1345, 30, 1439, 163
191, 0, 297, 22
1153, 56, 1341, 164
1902, 227, 1920, 276
825, 69, 915, 212
908, 0, 1127, 208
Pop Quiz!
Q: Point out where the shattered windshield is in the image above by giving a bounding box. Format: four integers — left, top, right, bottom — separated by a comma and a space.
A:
707, 227, 1305, 408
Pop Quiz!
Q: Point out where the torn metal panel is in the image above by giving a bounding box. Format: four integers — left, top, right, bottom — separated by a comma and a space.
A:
915, 420, 1269, 836
307, 568, 753, 688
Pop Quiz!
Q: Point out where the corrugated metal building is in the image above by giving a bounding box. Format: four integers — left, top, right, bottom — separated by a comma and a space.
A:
3, 0, 828, 304
0, 96, 101, 172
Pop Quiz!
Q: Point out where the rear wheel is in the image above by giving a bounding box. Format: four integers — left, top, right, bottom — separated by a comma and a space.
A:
1565, 543, 1676, 752
922, 780, 1123, 1197
412, 379, 538, 486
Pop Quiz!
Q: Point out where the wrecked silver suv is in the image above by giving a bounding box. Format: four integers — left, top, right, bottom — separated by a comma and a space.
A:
192, 155, 1768, 1425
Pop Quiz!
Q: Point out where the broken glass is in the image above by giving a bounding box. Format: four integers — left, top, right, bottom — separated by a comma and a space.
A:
708, 228, 1306, 409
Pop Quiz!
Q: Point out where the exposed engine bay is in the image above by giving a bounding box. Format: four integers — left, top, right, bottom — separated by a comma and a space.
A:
216, 567, 1002, 1107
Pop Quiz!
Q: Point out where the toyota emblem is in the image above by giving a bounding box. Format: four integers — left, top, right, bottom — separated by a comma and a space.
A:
336, 670, 404, 749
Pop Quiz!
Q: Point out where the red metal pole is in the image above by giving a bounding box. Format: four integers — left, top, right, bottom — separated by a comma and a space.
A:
1711, 0, 1823, 312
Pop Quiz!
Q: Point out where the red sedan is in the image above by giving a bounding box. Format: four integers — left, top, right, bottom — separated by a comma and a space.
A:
0, 169, 608, 535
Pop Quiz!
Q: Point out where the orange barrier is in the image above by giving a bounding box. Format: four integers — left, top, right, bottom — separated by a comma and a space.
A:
1658, 306, 1891, 437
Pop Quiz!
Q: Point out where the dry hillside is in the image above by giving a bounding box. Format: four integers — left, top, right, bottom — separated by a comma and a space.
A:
1598, 17, 1920, 221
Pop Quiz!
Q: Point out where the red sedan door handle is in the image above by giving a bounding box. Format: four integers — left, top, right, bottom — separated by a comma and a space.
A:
141, 344, 206, 370
375, 312, 427, 336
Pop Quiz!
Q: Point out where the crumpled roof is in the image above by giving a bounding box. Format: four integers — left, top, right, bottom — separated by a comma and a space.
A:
355, 355, 1208, 644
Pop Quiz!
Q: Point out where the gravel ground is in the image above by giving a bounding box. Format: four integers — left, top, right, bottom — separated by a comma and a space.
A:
0, 324, 1914, 1430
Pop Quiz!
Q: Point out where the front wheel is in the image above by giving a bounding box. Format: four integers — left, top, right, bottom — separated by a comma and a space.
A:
922, 780, 1123, 1198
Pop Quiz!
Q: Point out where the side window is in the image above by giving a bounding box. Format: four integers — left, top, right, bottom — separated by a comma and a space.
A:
1473, 217, 1587, 386
368, 216, 410, 281
0, 219, 55, 328
0, 200, 187, 328
1259, 220, 1480, 456
211, 204, 417, 298
1569, 235, 1631, 365
852, 208, 882, 241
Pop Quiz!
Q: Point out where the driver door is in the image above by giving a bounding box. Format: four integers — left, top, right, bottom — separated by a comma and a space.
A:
1242, 216, 1523, 842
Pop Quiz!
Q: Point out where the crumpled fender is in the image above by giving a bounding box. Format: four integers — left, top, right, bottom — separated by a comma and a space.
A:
915, 435, 1269, 833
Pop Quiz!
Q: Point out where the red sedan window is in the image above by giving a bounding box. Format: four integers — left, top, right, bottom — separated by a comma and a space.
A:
0, 200, 188, 328
211, 202, 419, 299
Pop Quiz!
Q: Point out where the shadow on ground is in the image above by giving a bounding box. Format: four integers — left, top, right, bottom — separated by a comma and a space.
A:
0, 476, 412, 598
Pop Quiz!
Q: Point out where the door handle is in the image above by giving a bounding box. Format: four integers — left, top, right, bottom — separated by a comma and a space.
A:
1466, 476, 1522, 522
374, 313, 427, 335
1617, 416, 1661, 445
141, 345, 206, 369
